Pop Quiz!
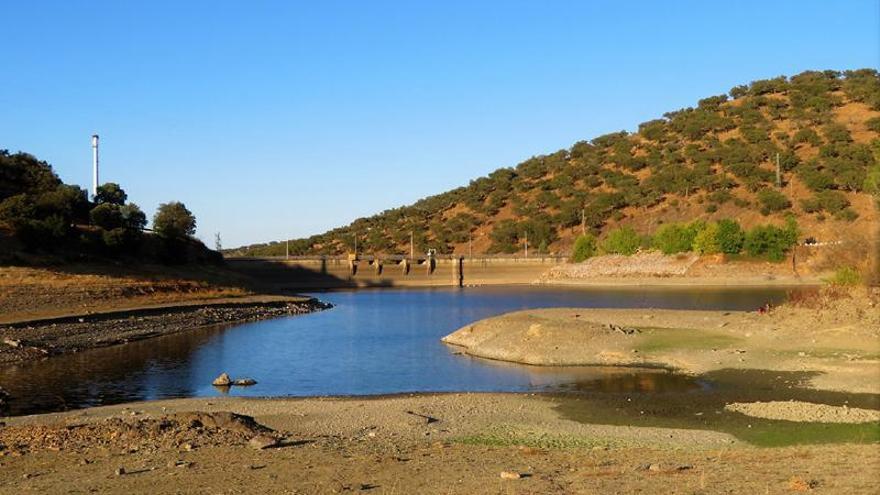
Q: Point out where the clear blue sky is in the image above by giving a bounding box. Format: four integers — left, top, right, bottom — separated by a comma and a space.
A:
2, 1, 878, 248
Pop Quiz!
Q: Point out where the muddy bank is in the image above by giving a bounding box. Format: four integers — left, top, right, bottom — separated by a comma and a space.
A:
442, 289, 880, 394
0, 298, 330, 365
1, 395, 878, 494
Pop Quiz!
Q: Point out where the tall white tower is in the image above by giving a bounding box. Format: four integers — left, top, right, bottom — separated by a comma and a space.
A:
91, 134, 99, 199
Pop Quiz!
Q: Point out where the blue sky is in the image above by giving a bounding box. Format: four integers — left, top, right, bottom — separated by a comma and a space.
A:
2, 1, 878, 248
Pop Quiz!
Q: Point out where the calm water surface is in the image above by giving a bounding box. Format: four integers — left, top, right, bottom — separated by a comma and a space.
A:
1, 286, 794, 416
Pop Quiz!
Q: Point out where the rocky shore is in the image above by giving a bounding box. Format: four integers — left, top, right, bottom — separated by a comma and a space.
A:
0, 298, 330, 365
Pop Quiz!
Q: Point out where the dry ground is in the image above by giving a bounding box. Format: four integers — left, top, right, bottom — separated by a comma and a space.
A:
2, 394, 878, 494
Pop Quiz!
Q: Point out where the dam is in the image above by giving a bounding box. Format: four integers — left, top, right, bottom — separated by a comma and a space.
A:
227, 255, 565, 289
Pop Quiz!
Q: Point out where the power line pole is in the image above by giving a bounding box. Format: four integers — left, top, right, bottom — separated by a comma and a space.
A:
214, 232, 222, 252
524, 232, 528, 258
410, 230, 414, 259
285, 239, 289, 260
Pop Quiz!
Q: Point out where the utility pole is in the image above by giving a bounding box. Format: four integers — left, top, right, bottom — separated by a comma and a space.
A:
468, 233, 472, 258
214, 232, 222, 252
410, 230, 414, 259
285, 239, 289, 260
524, 232, 528, 258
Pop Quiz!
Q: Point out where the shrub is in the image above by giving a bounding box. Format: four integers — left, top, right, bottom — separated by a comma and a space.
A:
693, 223, 721, 254
866, 116, 880, 133
744, 223, 797, 261
600, 226, 640, 255
571, 234, 597, 262
716, 219, 745, 254
652, 222, 701, 254
757, 189, 791, 214
827, 266, 861, 286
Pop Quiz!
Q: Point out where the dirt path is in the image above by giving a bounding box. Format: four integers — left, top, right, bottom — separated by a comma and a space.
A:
1, 395, 878, 494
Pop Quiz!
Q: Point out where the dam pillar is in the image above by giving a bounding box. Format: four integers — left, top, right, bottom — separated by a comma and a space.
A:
452, 256, 463, 287
374, 257, 383, 275
347, 253, 358, 277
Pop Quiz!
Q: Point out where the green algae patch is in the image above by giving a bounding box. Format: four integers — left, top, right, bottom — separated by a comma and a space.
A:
552, 368, 880, 448
634, 327, 742, 353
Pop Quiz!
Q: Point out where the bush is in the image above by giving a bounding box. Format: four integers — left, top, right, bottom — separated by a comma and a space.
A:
757, 189, 791, 214
827, 266, 861, 286
652, 222, 701, 254
600, 226, 640, 255
744, 222, 797, 261
692, 223, 721, 254
571, 233, 597, 262
716, 219, 745, 254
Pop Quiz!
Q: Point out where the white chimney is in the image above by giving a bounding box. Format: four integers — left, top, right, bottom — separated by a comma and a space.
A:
91, 134, 99, 199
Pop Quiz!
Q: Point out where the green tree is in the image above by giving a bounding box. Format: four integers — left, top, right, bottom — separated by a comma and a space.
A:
571, 234, 597, 262
692, 223, 721, 254
94, 183, 128, 206
652, 222, 702, 254
600, 226, 640, 255
744, 224, 797, 261
153, 202, 196, 238
716, 219, 745, 254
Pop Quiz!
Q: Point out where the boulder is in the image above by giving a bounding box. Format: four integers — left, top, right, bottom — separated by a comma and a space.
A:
211, 373, 232, 386
233, 378, 257, 386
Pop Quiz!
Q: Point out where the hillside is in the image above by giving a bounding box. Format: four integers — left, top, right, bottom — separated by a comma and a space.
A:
229, 69, 880, 261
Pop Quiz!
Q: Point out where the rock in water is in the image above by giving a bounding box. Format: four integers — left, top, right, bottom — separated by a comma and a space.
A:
212, 373, 232, 386
233, 378, 257, 386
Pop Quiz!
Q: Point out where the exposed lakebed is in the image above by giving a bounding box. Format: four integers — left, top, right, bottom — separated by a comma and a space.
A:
0, 287, 880, 445
0, 285, 852, 422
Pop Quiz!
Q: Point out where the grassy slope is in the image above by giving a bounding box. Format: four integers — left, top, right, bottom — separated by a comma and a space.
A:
229, 70, 880, 259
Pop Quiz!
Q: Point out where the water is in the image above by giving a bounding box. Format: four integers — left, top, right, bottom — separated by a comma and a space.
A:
1, 286, 794, 416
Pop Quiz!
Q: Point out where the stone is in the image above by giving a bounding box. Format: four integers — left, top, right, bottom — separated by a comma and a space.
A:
3, 338, 21, 348
233, 378, 257, 386
212, 373, 232, 386
248, 434, 280, 450
648, 463, 661, 471
115, 467, 126, 476
500, 471, 521, 480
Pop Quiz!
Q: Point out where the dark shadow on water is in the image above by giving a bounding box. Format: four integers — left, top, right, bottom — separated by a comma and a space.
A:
552, 368, 880, 447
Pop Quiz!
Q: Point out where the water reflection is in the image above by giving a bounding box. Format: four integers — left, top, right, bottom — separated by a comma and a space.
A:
1, 286, 796, 416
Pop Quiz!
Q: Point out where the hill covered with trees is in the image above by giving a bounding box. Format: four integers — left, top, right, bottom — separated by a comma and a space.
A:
230, 69, 880, 261
0, 151, 217, 265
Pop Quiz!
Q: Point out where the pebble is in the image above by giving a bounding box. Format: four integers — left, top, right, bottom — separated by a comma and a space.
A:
500, 471, 522, 480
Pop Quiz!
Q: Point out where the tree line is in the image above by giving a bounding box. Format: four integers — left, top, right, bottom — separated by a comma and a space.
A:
0, 150, 213, 264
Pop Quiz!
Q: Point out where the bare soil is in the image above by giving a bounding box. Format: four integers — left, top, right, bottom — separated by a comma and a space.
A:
1, 395, 878, 494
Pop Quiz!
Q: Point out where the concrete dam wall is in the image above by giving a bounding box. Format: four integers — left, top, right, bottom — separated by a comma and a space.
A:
227, 256, 565, 289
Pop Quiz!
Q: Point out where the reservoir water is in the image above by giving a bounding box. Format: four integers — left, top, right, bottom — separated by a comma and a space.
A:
1, 286, 795, 416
